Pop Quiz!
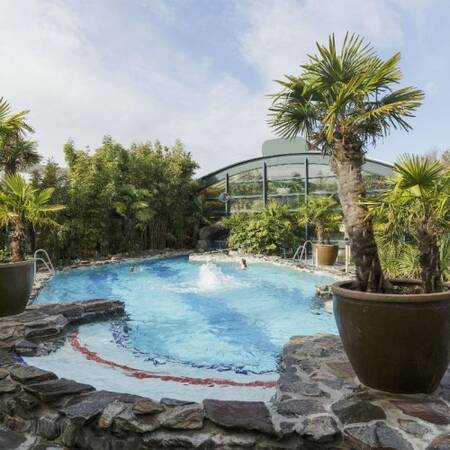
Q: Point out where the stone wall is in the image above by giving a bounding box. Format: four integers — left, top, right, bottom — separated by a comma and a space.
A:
0, 300, 448, 449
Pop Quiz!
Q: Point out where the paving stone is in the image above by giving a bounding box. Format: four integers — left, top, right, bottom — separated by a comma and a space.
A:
132, 398, 164, 415
426, 433, 450, 450
344, 421, 414, 450
9, 365, 57, 385
277, 398, 325, 417
159, 403, 204, 430
398, 419, 431, 437
392, 399, 450, 425
24, 378, 94, 402
204, 399, 275, 435
331, 397, 386, 425
302, 415, 340, 443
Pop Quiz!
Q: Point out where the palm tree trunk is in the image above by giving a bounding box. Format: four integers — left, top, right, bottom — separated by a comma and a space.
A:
316, 223, 324, 244
331, 145, 385, 292
418, 220, 443, 293
10, 220, 26, 262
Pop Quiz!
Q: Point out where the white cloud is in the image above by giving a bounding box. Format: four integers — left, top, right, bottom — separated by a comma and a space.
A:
0, 0, 434, 175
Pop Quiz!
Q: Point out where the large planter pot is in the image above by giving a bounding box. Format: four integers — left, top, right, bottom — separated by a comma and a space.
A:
0, 260, 34, 317
332, 279, 450, 393
313, 243, 339, 266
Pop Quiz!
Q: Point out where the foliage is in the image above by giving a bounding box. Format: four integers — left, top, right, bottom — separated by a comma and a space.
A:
30, 136, 199, 262
268, 33, 424, 292
370, 155, 450, 292
0, 98, 38, 175
297, 195, 342, 243
223, 201, 294, 255
0, 174, 64, 262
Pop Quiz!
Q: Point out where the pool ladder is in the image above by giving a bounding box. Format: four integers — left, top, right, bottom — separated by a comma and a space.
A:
33, 249, 55, 280
292, 240, 313, 264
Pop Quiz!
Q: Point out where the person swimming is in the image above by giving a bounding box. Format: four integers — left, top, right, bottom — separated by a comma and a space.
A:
130, 265, 137, 273
240, 258, 248, 269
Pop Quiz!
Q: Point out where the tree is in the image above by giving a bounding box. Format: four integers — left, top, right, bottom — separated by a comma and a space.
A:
0, 174, 64, 262
297, 196, 342, 243
370, 155, 450, 293
0, 98, 37, 174
268, 33, 424, 292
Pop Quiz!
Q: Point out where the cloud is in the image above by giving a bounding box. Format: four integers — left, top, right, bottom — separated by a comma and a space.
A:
0, 0, 434, 175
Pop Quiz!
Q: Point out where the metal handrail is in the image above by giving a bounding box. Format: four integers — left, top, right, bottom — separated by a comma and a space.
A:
33, 249, 55, 279
292, 240, 313, 263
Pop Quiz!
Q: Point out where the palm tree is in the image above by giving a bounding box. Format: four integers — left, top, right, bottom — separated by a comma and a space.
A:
0, 174, 64, 262
0, 97, 37, 175
298, 195, 342, 244
0, 136, 41, 175
371, 155, 450, 293
268, 33, 424, 292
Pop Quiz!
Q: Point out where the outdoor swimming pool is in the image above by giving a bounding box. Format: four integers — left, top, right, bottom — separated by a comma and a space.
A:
28, 256, 337, 400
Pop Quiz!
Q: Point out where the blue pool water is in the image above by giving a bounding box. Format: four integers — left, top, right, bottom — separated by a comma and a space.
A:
36, 256, 337, 375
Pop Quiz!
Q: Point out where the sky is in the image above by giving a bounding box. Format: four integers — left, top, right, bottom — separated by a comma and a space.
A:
1, 0, 449, 175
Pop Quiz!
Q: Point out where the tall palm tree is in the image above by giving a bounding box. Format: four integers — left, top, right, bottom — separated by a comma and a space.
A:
0, 174, 64, 262
0, 97, 37, 174
268, 34, 424, 292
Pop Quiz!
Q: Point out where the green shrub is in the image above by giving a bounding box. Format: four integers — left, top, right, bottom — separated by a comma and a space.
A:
223, 202, 294, 255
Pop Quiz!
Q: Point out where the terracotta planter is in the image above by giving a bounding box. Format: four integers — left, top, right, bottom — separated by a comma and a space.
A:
313, 243, 338, 266
0, 260, 34, 317
332, 279, 450, 393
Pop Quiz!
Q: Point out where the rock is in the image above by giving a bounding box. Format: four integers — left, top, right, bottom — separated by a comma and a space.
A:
0, 350, 20, 367
114, 404, 160, 433
315, 284, 333, 299
98, 400, 126, 429
197, 223, 229, 251
277, 399, 325, 417
392, 399, 450, 425
326, 360, 356, 379
159, 403, 204, 430
132, 398, 164, 415
23, 314, 68, 339
59, 417, 80, 447
24, 378, 94, 402
302, 415, 340, 443
426, 434, 450, 450
37, 412, 61, 439
398, 419, 431, 437
0, 368, 9, 380
0, 426, 28, 449
14, 339, 39, 356
344, 421, 414, 450
160, 397, 196, 407
10, 365, 57, 385
0, 378, 18, 393
204, 399, 274, 435
16, 391, 40, 410
331, 397, 386, 425
61, 390, 141, 424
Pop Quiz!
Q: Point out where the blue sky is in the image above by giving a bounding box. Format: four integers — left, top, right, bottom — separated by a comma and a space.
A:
1, 0, 449, 174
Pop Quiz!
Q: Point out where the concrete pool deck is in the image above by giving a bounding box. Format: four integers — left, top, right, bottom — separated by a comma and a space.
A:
0, 299, 448, 449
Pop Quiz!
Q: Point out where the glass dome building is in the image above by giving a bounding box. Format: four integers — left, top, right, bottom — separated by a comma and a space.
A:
199, 137, 393, 223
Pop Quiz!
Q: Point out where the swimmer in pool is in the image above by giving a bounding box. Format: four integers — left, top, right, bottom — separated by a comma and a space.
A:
130, 265, 137, 273
240, 258, 248, 269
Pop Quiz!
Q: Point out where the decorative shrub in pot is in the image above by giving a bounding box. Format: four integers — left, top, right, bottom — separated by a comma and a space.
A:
269, 33, 450, 393
297, 195, 342, 266
0, 174, 63, 317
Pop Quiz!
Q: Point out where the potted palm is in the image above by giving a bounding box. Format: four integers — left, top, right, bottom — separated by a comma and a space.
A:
297, 195, 342, 265
0, 174, 63, 316
268, 33, 450, 393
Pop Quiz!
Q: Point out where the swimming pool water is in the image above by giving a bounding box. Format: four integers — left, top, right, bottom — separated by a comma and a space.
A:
35, 256, 337, 375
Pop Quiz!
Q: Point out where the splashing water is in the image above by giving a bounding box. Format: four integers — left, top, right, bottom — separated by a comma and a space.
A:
197, 262, 234, 291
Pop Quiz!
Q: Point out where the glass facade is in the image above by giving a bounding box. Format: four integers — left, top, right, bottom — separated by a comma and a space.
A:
200, 152, 393, 222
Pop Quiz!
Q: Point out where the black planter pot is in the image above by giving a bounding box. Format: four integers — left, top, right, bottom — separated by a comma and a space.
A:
332, 279, 450, 394
0, 260, 34, 317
